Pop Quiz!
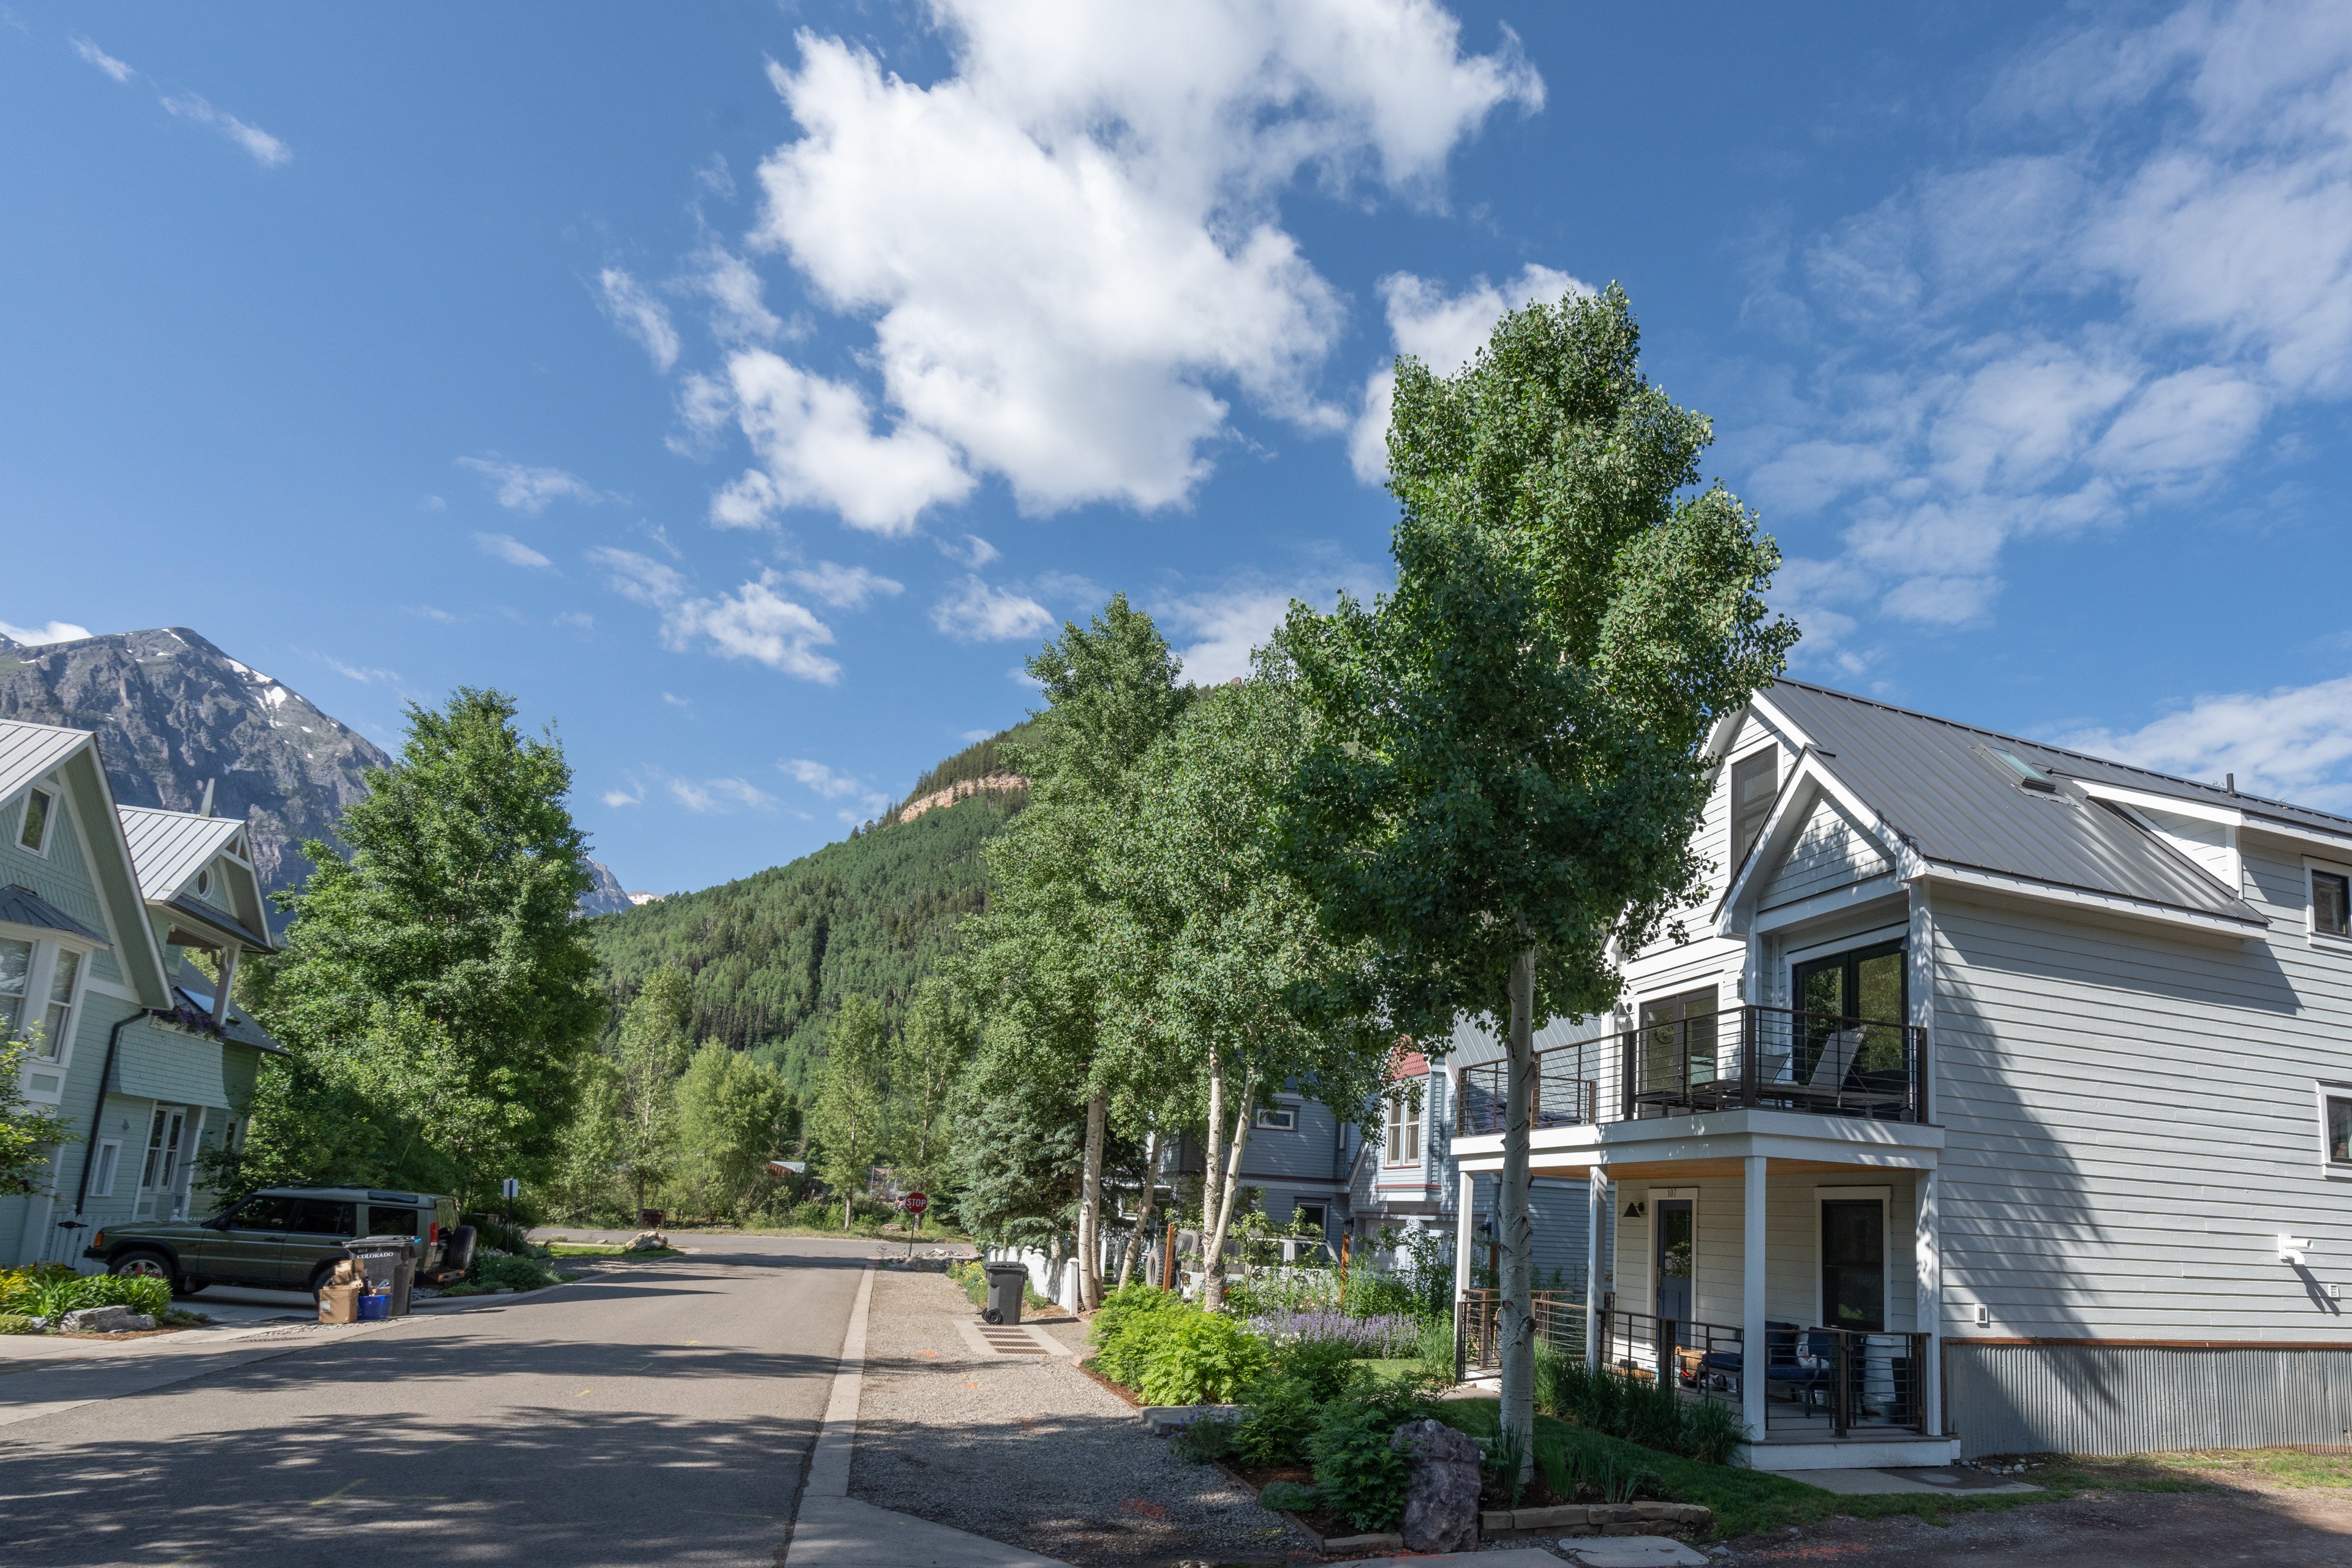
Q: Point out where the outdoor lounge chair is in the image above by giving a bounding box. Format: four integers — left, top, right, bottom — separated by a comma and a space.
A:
1696, 1322, 1836, 1408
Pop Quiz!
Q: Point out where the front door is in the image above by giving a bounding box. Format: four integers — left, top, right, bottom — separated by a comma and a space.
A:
136, 1107, 186, 1220
1821, 1199, 1885, 1332
1654, 1198, 1694, 1325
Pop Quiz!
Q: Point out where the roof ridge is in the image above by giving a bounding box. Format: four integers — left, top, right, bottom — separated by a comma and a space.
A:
1771, 677, 2352, 832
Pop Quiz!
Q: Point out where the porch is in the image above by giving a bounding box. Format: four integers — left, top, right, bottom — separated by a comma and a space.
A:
1450, 1101, 1953, 1470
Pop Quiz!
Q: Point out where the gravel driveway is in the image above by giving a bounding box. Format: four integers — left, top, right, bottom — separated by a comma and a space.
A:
850, 1267, 1316, 1566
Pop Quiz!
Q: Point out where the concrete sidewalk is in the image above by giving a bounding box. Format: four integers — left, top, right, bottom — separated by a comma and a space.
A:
785, 1263, 1068, 1567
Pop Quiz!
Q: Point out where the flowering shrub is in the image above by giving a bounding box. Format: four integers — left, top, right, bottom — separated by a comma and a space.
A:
1244, 1309, 1422, 1358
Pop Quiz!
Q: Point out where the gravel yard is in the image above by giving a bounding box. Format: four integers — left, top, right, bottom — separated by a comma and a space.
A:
850, 1266, 1317, 1565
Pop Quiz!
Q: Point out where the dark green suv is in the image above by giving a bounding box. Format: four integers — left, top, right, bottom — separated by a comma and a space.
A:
88, 1186, 462, 1297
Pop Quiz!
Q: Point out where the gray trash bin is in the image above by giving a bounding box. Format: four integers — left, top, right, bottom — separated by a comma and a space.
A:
345, 1235, 420, 1317
982, 1261, 1028, 1325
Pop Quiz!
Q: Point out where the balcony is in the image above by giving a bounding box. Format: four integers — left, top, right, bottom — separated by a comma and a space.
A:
1454, 1005, 1926, 1136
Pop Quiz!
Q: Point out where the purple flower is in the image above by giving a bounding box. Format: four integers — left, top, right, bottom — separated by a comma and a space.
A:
1243, 1310, 1422, 1357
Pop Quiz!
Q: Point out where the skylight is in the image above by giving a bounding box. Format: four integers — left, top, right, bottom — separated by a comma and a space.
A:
1988, 747, 2059, 794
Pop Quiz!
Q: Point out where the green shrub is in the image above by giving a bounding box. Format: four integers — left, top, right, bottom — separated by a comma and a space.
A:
1172, 1413, 1242, 1463
6, 1270, 172, 1322
1090, 1282, 1188, 1389
0, 1313, 41, 1334
1137, 1310, 1272, 1406
1235, 1373, 1327, 1468
443, 1253, 568, 1295
1482, 1417, 1530, 1509
1679, 1396, 1746, 1464
1305, 1382, 1441, 1532
1537, 1353, 1747, 1464
1416, 1313, 1455, 1378
1272, 1336, 1362, 1401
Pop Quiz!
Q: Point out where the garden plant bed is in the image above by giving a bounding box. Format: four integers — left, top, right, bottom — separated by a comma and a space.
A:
543, 1241, 683, 1259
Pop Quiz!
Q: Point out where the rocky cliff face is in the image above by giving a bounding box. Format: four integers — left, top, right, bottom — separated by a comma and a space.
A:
578, 857, 635, 916
0, 627, 389, 894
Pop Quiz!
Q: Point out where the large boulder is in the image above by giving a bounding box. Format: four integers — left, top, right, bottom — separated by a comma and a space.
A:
61, 1305, 156, 1334
1390, 1417, 1482, 1553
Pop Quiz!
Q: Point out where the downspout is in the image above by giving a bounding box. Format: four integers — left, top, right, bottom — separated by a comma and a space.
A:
74, 1009, 160, 1216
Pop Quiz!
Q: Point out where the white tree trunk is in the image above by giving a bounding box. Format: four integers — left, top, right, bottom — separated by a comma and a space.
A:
1079, 1088, 1107, 1310
1200, 1044, 1225, 1298
1499, 945, 1538, 1476
1200, 1073, 1258, 1312
1117, 1128, 1159, 1290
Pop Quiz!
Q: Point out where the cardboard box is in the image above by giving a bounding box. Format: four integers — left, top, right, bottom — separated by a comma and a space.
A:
318, 1283, 362, 1324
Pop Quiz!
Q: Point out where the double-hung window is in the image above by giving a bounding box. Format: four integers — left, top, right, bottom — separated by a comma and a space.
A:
2323, 1088, 2352, 1175
1730, 750, 1777, 870
0, 937, 29, 1039
2313, 867, 2351, 941
17, 786, 55, 855
35, 947, 78, 1063
1384, 1093, 1421, 1166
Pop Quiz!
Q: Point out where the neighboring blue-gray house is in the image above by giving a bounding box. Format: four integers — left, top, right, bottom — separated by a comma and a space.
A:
1451, 677, 2352, 1470
0, 718, 282, 1267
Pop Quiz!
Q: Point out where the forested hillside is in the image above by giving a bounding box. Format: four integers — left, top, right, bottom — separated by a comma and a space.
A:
582, 756, 1023, 1091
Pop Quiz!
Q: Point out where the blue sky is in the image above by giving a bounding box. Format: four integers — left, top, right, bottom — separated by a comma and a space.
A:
6, 2, 2352, 893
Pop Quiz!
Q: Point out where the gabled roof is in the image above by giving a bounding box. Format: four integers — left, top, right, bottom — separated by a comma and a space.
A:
1747, 680, 2269, 930
0, 722, 88, 807
0, 883, 110, 945
118, 807, 246, 902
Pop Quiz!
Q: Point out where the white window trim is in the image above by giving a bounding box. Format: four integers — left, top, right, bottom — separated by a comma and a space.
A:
2305, 858, 2352, 949
2315, 1081, 2352, 1181
16, 936, 94, 1075
91, 1137, 121, 1198
1815, 1184, 1893, 1333
1382, 1086, 1425, 1167
1725, 742, 1782, 877
15, 782, 58, 858
1255, 1102, 1298, 1133
1637, 1185, 1698, 1322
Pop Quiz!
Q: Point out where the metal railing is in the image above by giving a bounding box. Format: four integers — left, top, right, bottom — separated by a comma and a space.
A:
1454, 1005, 1925, 1136
1456, 1287, 1586, 1377
1455, 1057, 1598, 1136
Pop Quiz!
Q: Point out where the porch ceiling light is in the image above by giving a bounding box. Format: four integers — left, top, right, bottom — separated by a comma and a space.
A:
2280, 1234, 2313, 1264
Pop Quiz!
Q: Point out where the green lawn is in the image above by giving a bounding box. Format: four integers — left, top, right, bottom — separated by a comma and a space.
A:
1427, 1395, 2255, 1540
544, 1241, 683, 1259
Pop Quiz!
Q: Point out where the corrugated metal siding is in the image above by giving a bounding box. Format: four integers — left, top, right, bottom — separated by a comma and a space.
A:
1949, 1343, 2352, 1457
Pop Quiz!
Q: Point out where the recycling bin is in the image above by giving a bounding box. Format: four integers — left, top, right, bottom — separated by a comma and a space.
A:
982, 1261, 1028, 1325
345, 1235, 420, 1317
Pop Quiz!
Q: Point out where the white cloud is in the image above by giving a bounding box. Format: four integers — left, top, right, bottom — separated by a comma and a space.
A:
932, 575, 1055, 644
1156, 560, 1387, 684
602, 783, 645, 808
70, 34, 134, 83
596, 268, 680, 372
2063, 672, 2352, 810
592, 548, 840, 682
403, 605, 456, 623
1350, 264, 1589, 481
70, 35, 292, 168
159, 92, 291, 168
0, 617, 94, 646
555, 610, 595, 631
785, 560, 903, 610
692, 244, 785, 345
710, 351, 973, 534
1744, 0, 2352, 651
668, 775, 778, 813
459, 456, 603, 513
325, 658, 401, 685
939, 533, 1001, 568
780, 758, 891, 818
423, 494, 447, 511
473, 532, 552, 569
661, 691, 691, 709
705, 3, 1537, 530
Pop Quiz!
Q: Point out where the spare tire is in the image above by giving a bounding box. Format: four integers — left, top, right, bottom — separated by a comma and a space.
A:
438, 1224, 477, 1283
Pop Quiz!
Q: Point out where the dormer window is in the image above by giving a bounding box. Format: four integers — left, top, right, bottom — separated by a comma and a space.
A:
195, 866, 213, 899
18, 786, 55, 854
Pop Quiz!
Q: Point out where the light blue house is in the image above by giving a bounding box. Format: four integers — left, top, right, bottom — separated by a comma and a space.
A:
0, 718, 282, 1268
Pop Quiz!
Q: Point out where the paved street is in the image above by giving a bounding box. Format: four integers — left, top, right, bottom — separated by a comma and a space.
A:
0, 1236, 875, 1567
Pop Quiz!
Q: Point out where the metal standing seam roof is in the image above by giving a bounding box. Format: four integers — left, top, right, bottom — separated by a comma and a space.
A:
1763, 680, 2268, 925
0, 883, 110, 944
0, 721, 92, 812
116, 805, 245, 903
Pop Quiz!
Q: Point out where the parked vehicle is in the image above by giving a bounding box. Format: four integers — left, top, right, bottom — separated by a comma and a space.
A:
86, 1186, 463, 1297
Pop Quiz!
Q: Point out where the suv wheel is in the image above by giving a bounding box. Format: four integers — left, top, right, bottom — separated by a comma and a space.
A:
110, 1250, 182, 1294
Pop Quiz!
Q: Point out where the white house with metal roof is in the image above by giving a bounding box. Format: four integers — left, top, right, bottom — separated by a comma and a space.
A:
0, 718, 282, 1268
1447, 678, 2352, 1468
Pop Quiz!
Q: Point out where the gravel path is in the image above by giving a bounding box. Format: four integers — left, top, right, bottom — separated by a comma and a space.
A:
850, 1267, 1316, 1566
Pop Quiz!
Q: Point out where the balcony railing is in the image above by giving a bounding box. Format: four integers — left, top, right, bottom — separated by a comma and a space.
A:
1597, 1310, 1931, 1437
1453, 1005, 1924, 1136
1456, 1286, 1585, 1377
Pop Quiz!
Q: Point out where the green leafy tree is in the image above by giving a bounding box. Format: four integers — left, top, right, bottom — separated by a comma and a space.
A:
0, 1037, 72, 1197
614, 968, 695, 1213
1279, 285, 1795, 1460
247, 688, 608, 1205
1102, 674, 1385, 1308
959, 595, 1190, 1307
809, 993, 890, 1229
545, 1053, 625, 1223
669, 1043, 796, 1222
892, 977, 971, 1205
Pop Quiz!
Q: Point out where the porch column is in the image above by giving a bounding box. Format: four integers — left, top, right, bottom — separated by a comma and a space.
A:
1586, 1166, 1608, 1371
1453, 1169, 1476, 1301
1742, 1154, 1768, 1443
1917, 1166, 1942, 1435
213, 948, 240, 1030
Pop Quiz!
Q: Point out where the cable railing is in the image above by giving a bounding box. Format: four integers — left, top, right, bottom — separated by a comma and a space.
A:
1453, 1005, 1925, 1136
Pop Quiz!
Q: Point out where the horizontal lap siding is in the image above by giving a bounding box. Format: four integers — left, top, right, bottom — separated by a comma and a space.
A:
1619, 1173, 1918, 1331
1932, 843, 2352, 1341
1762, 795, 1891, 911
1626, 714, 1785, 993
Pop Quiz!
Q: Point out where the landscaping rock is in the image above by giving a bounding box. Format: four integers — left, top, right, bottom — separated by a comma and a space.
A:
624, 1231, 668, 1253
1389, 1416, 1481, 1553
59, 1305, 154, 1333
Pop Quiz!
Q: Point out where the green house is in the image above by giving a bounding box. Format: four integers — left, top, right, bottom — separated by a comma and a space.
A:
0, 718, 282, 1268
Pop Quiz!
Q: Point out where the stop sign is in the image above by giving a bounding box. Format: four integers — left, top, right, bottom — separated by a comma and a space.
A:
903, 1191, 929, 1215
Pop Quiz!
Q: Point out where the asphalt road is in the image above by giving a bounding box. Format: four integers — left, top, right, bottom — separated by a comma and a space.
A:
0, 1235, 876, 1567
